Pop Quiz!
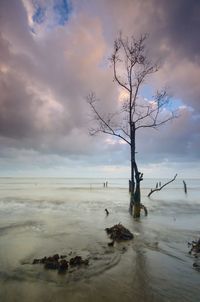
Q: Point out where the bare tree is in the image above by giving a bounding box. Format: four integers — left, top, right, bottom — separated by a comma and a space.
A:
87, 33, 177, 218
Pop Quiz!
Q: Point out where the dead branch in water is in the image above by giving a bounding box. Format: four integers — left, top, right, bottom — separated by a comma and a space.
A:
148, 174, 177, 197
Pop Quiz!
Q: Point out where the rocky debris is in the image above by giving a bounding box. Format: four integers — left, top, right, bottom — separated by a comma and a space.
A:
188, 238, 200, 255
107, 240, 115, 247
60, 254, 67, 259
44, 258, 60, 270
58, 259, 69, 274
32, 256, 47, 264
69, 256, 89, 266
193, 262, 200, 268
192, 261, 200, 272
105, 223, 134, 243
188, 238, 200, 271
32, 253, 89, 273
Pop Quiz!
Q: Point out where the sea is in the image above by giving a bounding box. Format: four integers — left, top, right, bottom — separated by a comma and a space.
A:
0, 177, 199, 302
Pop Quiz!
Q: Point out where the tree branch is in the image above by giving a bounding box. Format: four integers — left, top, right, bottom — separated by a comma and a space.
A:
113, 57, 130, 92
87, 93, 131, 145
148, 174, 177, 197
135, 112, 176, 130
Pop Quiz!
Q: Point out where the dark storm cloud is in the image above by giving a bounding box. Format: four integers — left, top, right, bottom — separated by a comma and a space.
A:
159, 0, 200, 59
140, 0, 200, 111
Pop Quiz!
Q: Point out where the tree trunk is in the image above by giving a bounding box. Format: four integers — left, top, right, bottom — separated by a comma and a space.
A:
133, 169, 141, 218
129, 157, 135, 212
130, 122, 141, 218
133, 181, 141, 218
129, 122, 135, 213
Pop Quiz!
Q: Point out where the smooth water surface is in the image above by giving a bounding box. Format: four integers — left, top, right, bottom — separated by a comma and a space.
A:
0, 177, 199, 302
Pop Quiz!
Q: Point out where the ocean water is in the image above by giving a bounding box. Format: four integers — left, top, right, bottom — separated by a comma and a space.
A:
0, 177, 199, 302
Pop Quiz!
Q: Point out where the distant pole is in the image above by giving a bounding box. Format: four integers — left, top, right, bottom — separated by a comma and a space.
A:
183, 180, 187, 194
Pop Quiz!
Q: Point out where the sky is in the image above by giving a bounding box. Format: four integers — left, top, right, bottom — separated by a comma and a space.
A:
0, 0, 200, 178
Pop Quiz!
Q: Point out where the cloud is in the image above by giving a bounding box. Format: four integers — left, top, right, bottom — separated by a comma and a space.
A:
0, 0, 199, 176
0, 0, 114, 150
136, 106, 200, 162
74, 0, 200, 111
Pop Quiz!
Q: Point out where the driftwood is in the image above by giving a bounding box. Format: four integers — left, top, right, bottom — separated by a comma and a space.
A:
148, 174, 177, 197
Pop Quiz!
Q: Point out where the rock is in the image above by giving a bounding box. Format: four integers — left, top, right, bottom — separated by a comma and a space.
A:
70, 256, 83, 266
193, 262, 200, 271
84, 259, 89, 265
32, 259, 40, 264
44, 259, 59, 270
188, 238, 200, 255
40, 256, 47, 264
69, 256, 89, 266
58, 259, 69, 273
188, 238, 200, 270
52, 254, 59, 261
32, 253, 89, 272
60, 255, 67, 259
105, 223, 134, 241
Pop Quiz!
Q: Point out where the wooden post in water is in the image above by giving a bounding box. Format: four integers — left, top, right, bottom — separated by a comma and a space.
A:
183, 180, 187, 194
